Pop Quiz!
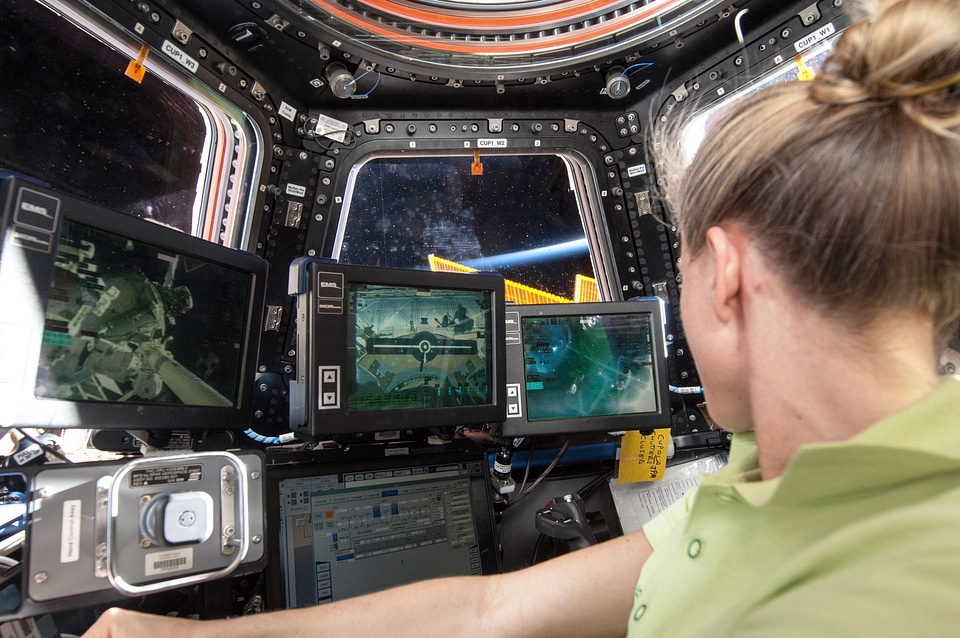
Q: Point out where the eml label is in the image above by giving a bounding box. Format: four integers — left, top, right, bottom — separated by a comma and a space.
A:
162, 40, 199, 73
478, 138, 508, 148
794, 22, 835, 53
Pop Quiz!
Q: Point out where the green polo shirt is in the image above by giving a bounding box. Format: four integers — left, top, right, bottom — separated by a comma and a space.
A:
628, 377, 960, 637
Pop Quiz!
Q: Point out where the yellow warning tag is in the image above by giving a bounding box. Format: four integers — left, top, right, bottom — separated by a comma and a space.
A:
471, 149, 483, 175
795, 55, 815, 82
125, 44, 149, 83
618, 428, 670, 483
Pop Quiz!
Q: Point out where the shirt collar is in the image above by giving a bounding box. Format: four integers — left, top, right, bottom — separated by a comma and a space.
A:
703, 376, 960, 507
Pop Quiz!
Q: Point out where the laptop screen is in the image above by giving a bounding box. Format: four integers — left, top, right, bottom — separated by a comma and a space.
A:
264, 443, 499, 609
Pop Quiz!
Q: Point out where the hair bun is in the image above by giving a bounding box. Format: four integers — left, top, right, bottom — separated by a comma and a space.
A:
809, 0, 960, 135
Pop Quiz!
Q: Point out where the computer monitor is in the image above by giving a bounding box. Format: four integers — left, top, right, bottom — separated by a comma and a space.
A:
264, 442, 500, 609
497, 299, 670, 437
288, 260, 507, 438
0, 177, 268, 430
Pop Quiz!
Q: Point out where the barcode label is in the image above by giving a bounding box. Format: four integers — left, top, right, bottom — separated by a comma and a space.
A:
144, 548, 193, 577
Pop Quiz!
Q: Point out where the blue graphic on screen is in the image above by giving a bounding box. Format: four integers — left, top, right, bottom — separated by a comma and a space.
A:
522, 313, 658, 420
348, 284, 492, 412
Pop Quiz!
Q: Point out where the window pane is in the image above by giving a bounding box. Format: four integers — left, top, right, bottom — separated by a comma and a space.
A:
1, 0, 205, 235
339, 156, 596, 302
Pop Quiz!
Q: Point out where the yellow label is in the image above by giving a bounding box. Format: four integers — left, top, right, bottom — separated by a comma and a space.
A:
125, 45, 149, 83
618, 428, 671, 483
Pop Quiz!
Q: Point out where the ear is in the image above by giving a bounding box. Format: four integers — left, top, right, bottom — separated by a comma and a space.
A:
704, 226, 743, 324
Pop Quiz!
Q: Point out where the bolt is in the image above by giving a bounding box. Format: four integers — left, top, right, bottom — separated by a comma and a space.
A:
251, 471, 261, 480
139, 538, 151, 549
33, 572, 48, 585
223, 525, 235, 537
252, 534, 263, 544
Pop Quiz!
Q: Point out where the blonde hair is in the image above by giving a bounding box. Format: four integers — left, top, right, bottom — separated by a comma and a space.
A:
662, 0, 960, 338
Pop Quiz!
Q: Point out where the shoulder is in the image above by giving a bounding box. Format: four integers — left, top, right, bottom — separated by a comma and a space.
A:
715, 494, 960, 636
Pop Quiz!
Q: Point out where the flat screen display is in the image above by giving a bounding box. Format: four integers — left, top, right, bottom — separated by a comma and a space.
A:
497, 299, 670, 437
0, 177, 267, 430
348, 283, 493, 412
521, 312, 659, 420
264, 444, 500, 609
36, 219, 252, 407
289, 260, 506, 438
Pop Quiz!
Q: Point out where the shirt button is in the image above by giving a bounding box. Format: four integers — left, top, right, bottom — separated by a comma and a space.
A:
688, 539, 703, 558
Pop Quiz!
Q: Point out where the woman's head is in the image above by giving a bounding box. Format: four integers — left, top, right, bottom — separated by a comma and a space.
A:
664, 0, 960, 341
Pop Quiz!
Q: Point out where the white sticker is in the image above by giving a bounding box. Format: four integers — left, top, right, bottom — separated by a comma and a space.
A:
13, 444, 43, 466
278, 101, 297, 122
60, 499, 82, 563
285, 183, 306, 198
161, 40, 199, 73
478, 138, 508, 148
627, 164, 648, 177
314, 113, 349, 143
795, 22, 836, 53
145, 548, 194, 577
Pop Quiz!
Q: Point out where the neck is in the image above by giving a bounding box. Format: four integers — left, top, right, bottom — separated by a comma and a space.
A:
748, 311, 940, 480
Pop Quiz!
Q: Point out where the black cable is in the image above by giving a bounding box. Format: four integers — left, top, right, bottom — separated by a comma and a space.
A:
13, 428, 72, 464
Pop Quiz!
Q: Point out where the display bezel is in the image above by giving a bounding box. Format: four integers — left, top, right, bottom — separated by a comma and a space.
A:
0, 178, 268, 430
262, 442, 501, 610
289, 261, 506, 438
497, 299, 671, 437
